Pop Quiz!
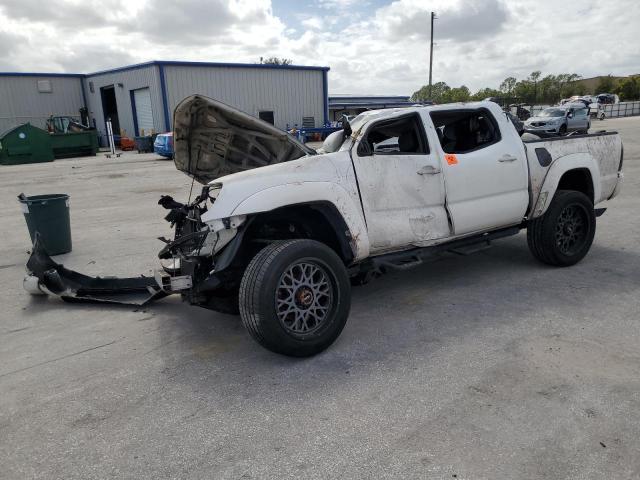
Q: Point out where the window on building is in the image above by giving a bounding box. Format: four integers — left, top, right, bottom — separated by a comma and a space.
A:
358, 114, 429, 156
37, 80, 52, 93
430, 109, 501, 154
259, 111, 275, 125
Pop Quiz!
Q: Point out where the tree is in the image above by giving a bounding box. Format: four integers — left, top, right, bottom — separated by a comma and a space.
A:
411, 81, 451, 103
594, 75, 617, 94
528, 71, 542, 103
557, 73, 582, 98
446, 85, 471, 102
261, 57, 292, 65
615, 75, 640, 101
499, 77, 517, 94
471, 87, 501, 101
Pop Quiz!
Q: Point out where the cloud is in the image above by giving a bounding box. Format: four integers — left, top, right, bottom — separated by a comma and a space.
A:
300, 16, 323, 30
0, 31, 29, 70
0, 0, 639, 96
56, 47, 137, 74
0, 0, 124, 29
378, 0, 509, 42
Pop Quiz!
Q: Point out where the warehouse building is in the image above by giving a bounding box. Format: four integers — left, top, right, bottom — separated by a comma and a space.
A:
0, 61, 329, 141
0, 73, 85, 133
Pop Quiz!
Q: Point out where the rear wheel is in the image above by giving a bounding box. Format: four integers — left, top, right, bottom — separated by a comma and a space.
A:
239, 239, 351, 357
527, 190, 596, 266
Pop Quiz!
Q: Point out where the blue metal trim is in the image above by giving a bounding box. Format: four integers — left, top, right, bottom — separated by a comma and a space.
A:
158, 64, 171, 132
0, 72, 83, 77
85, 61, 157, 77
322, 70, 329, 125
85, 60, 329, 78
329, 96, 410, 102
157, 60, 329, 72
330, 103, 414, 109
0, 61, 331, 79
130, 89, 139, 137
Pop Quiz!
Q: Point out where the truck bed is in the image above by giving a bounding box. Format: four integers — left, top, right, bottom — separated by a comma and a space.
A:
523, 131, 623, 217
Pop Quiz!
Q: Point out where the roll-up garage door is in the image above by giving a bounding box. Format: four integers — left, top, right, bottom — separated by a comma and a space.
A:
133, 88, 154, 136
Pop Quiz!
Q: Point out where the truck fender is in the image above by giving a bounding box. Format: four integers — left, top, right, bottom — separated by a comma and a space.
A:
531, 153, 601, 218
230, 182, 370, 261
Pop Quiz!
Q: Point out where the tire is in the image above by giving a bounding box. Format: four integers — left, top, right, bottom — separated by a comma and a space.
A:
239, 239, 351, 357
527, 190, 596, 267
558, 124, 567, 136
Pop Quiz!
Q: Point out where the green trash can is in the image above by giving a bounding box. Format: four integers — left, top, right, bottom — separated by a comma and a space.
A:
18, 193, 72, 255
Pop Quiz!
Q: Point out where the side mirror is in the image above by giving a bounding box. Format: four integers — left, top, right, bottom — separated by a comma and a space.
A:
567, 112, 573, 119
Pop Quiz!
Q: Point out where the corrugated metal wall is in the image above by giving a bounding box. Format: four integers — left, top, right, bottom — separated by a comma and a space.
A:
0, 75, 84, 133
163, 66, 325, 130
83, 65, 164, 139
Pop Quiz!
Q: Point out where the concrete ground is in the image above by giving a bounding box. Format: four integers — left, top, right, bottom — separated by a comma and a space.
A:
1, 117, 639, 479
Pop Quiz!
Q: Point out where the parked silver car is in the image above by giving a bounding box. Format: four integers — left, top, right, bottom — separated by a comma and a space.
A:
524, 106, 590, 136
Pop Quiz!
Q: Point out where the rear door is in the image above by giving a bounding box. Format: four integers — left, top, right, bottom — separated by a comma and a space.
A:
351, 113, 450, 252
574, 108, 589, 130
430, 107, 529, 235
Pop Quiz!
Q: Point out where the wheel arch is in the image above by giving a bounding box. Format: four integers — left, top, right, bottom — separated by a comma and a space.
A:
230, 182, 370, 260
531, 153, 600, 218
247, 202, 358, 264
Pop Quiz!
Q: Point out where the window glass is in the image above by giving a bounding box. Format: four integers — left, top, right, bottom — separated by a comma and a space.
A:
258, 111, 275, 125
430, 109, 501, 154
358, 115, 428, 156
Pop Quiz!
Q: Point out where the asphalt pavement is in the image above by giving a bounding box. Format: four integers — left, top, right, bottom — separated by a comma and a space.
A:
1, 116, 639, 479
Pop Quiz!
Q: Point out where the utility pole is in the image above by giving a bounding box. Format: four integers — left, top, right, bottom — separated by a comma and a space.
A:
428, 11, 436, 99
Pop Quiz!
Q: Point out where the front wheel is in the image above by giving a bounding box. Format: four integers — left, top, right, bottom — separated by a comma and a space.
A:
558, 124, 567, 136
527, 190, 596, 266
239, 239, 351, 357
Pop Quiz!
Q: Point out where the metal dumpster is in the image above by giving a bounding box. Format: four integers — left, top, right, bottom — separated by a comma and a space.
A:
50, 130, 99, 158
134, 135, 155, 153
0, 124, 54, 165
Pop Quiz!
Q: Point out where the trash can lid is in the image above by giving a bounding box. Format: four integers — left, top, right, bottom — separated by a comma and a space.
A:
17, 193, 69, 204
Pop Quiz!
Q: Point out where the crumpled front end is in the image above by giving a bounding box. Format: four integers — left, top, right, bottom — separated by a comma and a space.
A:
156, 184, 248, 313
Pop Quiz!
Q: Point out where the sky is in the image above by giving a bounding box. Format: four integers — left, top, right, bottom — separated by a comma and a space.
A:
0, 0, 638, 96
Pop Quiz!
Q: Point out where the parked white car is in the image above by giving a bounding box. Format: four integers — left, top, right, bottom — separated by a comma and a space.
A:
26, 97, 624, 357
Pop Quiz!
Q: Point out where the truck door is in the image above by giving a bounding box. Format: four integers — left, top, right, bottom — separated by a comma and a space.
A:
429, 107, 529, 235
351, 113, 450, 253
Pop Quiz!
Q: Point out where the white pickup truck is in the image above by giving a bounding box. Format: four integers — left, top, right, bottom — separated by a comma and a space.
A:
25, 96, 624, 357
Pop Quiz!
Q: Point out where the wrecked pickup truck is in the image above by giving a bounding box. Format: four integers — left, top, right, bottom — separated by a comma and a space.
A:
25, 96, 624, 357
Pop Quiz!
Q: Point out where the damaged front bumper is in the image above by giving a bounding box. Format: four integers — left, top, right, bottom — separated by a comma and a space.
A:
24, 184, 245, 311
24, 235, 169, 305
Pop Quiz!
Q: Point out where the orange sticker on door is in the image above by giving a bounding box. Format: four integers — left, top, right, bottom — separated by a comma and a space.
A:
445, 154, 458, 165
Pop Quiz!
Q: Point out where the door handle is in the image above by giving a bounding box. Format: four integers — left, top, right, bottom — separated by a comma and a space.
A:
498, 154, 517, 163
417, 165, 441, 175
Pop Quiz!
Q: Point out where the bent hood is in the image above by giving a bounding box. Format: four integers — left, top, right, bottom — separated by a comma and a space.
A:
172, 95, 315, 184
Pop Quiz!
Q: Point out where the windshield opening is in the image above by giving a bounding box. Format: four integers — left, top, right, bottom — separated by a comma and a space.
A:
539, 108, 565, 117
